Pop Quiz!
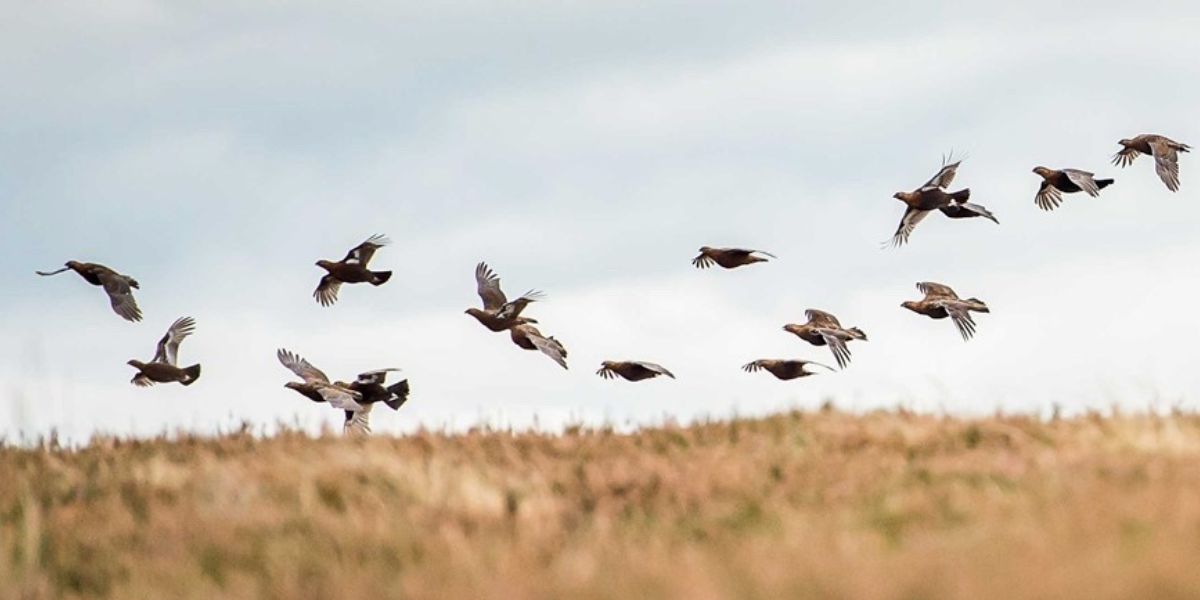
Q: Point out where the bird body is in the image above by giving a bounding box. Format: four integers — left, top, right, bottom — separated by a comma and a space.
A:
1113, 134, 1190, 191
466, 262, 543, 331
277, 349, 410, 435
596, 361, 675, 381
742, 359, 834, 381
1032, 166, 1114, 210
692, 247, 776, 269
128, 317, 200, 386
901, 282, 989, 341
888, 158, 998, 247
313, 234, 392, 306
36, 261, 142, 322
782, 309, 867, 369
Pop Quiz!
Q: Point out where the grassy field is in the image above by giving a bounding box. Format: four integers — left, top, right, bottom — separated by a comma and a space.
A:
3, 409, 1200, 599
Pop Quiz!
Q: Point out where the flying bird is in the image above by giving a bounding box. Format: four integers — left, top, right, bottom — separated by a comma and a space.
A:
741, 359, 834, 381
128, 317, 201, 387
510, 323, 568, 370
277, 349, 410, 435
901, 282, 990, 341
1032, 167, 1114, 211
887, 157, 997, 247
465, 262, 544, 331
596, 361, 675, 381
692, 247, 776, 269
36, 261, 142, 322
782, 309, 868, 369
1113, 134, 1191, 192
313, 234, 393, 306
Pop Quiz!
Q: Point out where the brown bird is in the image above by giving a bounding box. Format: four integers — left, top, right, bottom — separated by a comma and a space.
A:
510, 323, 568, 370
36, 261, 142, 322
782, 309, 868, 369
277, 349, 410, 435
596, 361, 675, 381
128, 317, 201, 387
314, 234, 393, 306
741, 359, 834, 381
1113, 134, 1191, 192
692, 247, 776, 269
465, 262, 544, 332
901, 282, 990, 341
1032, 167, 1114, 211
887, 157, 998, 247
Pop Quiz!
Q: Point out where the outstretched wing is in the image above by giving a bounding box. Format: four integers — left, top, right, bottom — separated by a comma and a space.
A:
314, 275, 341, 307
356, 368, 401, 385
342, 234, 390, 266
1035, 181, 1063, 211
1112, 145, 1141, 168
318, 384, 364, 411
887, 207, 930, 247
343, 404, 373, 436
99, 272, 142, 322
496, 290, 544, 321
938, 301, 978, 341
741, 360, 766, 373
938, 202, 998, 223
474, 262, 508, 310
277, 348, 330, 384
631, 361, 675, 379
916, 281, 959, 300
528, 334, 568, 370
921, 159, 960, 190
805, 309, 841, 328
814, 329, 852, 369
798, 360, 837, 374
152, 317, 195, 365
1148, 138, 1182, 191
729, 248, 777, 259
692, 253, 715, 269
1062, 169, 1101, 197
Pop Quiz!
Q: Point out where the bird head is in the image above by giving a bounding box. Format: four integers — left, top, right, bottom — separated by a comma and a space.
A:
782, 324, 801, 335
600, 361, 616, 370
126, 359, 144, 368
697, 246, 712, 254
1118, 138, 1132, 147
315, 259, 334, 270
892, 192, 906, 201
65, 260, 82, 270
284, 382, 302, 391
1032, 166, 1052, 177
900, 300, 919, 312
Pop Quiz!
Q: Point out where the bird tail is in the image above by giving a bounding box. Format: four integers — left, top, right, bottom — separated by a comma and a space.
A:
384, 380, 411, 411
180, 364, 202, 386
847, 327, 868, 341
1095, 178, 1115, 190
965, 298, 989, 313
370, 271, 392, 285
950, 188, 971, 203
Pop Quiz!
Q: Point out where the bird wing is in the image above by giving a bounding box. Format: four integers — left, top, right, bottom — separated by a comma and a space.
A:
474, 262, 508, 310
99, 272, 142, 322
1062, 169, 1101, 197
1035, 180, 1063, 211
887, 207, 931, 247
814, 329, 852, 369
804, 309, 841, 328
936, 300, 978, 341
691, 253, 715, 269
341, 234, 390, 266
741, 360, 766, 373
383, 380, 411, 411
921, 159, 960, 190
938, 202, 998, 223
799, 360, 837, 374
496, 290, 544, 321
528, 333, 569, 370
314, 275, 342, 307
1148, 138, 1182, 191
631, 362, 675, 379
1112, 145, 1142, 168
318, 384, 364, 411
152, 317, 195, 365
343, 403, 373, 436
916, 281, 959, 300
276, 348, 330, 384
356, 368, 401, 385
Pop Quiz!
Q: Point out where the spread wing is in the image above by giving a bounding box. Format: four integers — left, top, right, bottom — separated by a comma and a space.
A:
1035, 180, 1063, 211
496, 290, 544, 321
98, 272, 142, 322
916, 281, 959, 300
343, 404, 373, 436
318, 384, 364, 411
805, 309, 841, 328
731, 248, 777, 259
814, 329, 852, 369
314, 275, 341, 307
152, 317, 195, 365
1063, 169, 1101, 197
936, 301, 978, 341
341, 234, 390, 266
887, 207, 931, 247
276, 348, 330, 384
631, 362, 675, 379
938, 202, 998, 223
1112, 145, 1142, 168
1148, 138, 1182, 191
356, 368, 401, 385
798, 360, 837, 374
528, 333, 568, 370
921, 159, 960, 190
474, 262, 508, 310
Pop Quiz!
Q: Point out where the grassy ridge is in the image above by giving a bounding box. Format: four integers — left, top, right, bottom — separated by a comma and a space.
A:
3, 410, 1200, 599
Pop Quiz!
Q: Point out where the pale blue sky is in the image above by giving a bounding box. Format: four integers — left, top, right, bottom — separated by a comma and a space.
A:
2, 1, 1198, 440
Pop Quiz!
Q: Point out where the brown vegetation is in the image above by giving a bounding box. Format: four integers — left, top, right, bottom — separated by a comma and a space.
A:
3, 409, 1200, 599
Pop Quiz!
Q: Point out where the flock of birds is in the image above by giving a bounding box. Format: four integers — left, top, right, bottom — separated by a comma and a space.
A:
33, 133, 1190, 434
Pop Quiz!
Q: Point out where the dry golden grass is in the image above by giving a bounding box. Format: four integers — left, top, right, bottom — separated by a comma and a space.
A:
4, 409, 1200, 599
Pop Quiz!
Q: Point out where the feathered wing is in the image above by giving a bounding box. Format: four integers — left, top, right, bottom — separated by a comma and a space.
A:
277, 348, 330, 384
341, 234, 390, 266
343, 403, 373, 436
632, 362, 675, 379
938, 202, 998, 223
1148, 138, 1182, 191
815, 329, 852, 369
692, 253, 715, 269
916, 282, 959, 300
474, 262, 508, 310
314, 275, 341, 307
496, 290, 544, 321
318, 384, 364, 412
888, 207, 930, 247
1035, 181, 1063, 211
356, 368, 401, 386
1113, 146, 1141, 168
99, 272, 142, 322
939, 302, 978, 341
800, 360, 837, 374
805, 309, 841, 328
528, 333, 568, 370
1062, 169, 1101, 197
152, 317, 195, 365
922, 159, 960, 190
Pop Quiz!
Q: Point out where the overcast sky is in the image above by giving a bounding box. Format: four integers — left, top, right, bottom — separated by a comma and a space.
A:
2, 1, 1198, 441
